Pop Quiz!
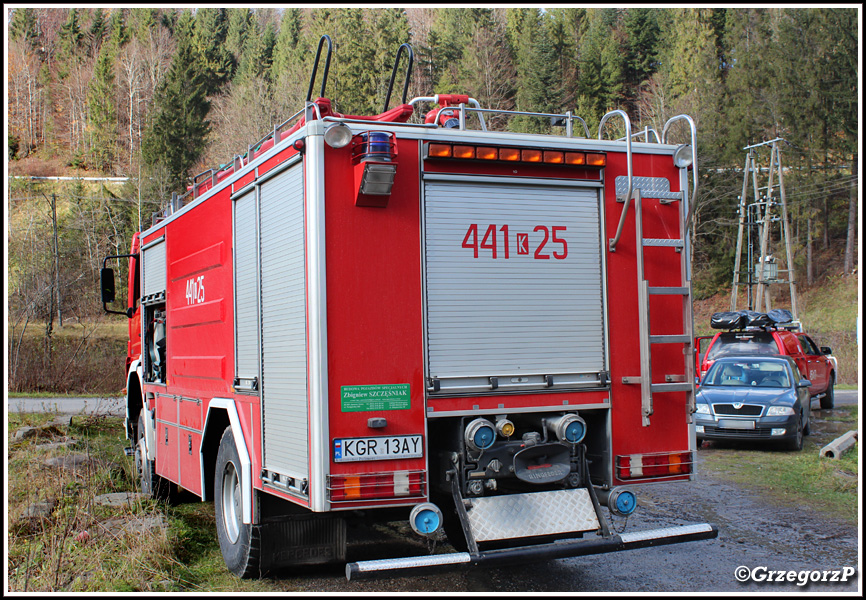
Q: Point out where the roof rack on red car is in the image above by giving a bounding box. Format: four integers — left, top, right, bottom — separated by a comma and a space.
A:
710, 309, 795, 331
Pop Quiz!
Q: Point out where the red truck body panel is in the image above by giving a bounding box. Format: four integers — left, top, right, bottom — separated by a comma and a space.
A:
131, 116, 696, 514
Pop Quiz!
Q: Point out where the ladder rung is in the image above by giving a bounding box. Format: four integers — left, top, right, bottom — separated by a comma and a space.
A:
647, 286, 690, 296
642, 238, 684, 248
651, 383, 693, 393
650, 335, 692, 344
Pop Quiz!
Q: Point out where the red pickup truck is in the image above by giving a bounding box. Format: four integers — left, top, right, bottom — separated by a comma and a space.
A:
696, 316, 836, 409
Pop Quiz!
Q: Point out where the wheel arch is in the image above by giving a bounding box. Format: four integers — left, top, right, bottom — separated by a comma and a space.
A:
202, 398, 252, 524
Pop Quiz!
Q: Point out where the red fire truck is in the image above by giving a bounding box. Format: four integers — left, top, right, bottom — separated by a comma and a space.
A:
101, 40, 717, 579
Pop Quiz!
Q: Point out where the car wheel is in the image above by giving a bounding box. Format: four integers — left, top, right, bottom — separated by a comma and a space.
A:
820, 373, 835, 409
215, 427, 261, 578
784, 411, 804, 451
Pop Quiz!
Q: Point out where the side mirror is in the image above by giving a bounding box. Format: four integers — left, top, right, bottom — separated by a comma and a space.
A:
100, 267, 116, 304
820, 346, 832, 355
797, 379, 812, 389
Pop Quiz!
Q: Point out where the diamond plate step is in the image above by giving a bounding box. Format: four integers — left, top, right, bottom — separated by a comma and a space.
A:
465, 488, 599, 542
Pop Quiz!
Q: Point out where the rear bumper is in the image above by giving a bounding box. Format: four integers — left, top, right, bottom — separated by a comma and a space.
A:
345, 523, 718, 580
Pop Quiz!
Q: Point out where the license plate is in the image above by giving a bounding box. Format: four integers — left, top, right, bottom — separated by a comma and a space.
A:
718, 419, 756, 430
333, 435, 423, 463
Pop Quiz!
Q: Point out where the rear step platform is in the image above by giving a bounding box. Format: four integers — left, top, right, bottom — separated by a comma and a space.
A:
345, 523, 718, 580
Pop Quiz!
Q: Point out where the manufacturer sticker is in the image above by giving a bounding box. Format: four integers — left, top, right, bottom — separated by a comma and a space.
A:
340, 384, 410, 412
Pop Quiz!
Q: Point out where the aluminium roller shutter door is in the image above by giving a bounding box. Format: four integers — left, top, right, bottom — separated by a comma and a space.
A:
423, 177, 606, 394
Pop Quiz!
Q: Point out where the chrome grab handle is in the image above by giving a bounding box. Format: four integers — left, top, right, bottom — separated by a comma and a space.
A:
662, 115, 698, 235
601, 110, 633, 252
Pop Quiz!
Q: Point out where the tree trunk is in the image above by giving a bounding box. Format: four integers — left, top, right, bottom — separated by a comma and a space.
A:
52, 193, 62, 328
807, 216, 813, 286
844, 152, 857, 274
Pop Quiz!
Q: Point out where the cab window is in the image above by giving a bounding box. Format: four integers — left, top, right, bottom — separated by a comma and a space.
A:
799, 335, 820, 355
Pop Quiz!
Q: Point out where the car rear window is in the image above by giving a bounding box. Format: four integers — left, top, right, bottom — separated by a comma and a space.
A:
706, 332, 779, 360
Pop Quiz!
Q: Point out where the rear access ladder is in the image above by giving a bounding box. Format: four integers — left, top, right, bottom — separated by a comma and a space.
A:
605, 112, 699, 427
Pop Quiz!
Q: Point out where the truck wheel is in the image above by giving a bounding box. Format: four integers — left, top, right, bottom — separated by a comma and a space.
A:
135, 412, 175, 502
820, 374, 835, 409
215, 427, 261, 578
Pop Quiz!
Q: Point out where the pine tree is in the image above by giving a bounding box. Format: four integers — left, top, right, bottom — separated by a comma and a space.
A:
142, 15, 211, 192
88, 43, 118, 172
622, 8, 661, 95
225, 8, 253, 78
87, 8, 108, 57
193, 8, 233, 94
272, 7, 303, 81
56, 8, 85, 78
9, 7, 39, 50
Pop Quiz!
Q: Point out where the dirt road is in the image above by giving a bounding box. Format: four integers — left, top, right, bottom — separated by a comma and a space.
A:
268, 405, 860, 593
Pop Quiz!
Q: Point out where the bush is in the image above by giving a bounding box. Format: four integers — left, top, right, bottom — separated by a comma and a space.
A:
9, 132, 20, 159
8, 331, 127, 395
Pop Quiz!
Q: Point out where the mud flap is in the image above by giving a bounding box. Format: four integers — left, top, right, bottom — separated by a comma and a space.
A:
258, 516, 346, 573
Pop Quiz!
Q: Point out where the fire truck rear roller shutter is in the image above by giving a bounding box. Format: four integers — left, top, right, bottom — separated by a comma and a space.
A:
423, 179, 606, 392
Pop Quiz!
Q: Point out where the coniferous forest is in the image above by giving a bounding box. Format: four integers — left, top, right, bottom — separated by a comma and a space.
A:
6, 8, 859, 392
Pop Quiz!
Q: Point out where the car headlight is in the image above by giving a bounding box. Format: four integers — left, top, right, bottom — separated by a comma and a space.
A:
695, 403, 711, 415
767, 406, 795, 416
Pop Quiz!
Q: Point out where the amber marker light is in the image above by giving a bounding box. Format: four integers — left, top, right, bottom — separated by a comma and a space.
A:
565, 152, 586, 165
586, 153, 607, 166
428, 143, 452, 158
521, 149, 543, 162
544, 151, 564, 164
476, 146, 498, 160
499, 147, 521, 161
453, 145, 475, 159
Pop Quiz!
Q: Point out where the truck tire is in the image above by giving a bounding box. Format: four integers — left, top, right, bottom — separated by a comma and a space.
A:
215, 427, 261, 578
135, 412, 175, 502
820, 373, 835, 409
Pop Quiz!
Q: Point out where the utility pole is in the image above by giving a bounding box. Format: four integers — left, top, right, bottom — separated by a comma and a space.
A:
730, 139, 798, 320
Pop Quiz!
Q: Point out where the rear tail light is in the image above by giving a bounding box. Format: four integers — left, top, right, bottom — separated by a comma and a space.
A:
616, 452, 693, 480
328, 471, 426, 502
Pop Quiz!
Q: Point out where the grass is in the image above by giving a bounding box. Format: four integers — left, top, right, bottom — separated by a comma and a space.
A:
6, 411, 290, 592
699, 405, 859, 524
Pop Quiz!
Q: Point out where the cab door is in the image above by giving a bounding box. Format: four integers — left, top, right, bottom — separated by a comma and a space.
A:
797, 334, 829, 393
695, 335, 714, 384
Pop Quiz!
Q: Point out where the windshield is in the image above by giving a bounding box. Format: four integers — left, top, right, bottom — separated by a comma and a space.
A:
706, 332, 778, 360
703, 360, 791, 388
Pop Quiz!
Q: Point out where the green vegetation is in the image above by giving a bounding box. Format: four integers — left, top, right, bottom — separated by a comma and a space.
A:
6, 413, 279, 592
700, 406, 859, 524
